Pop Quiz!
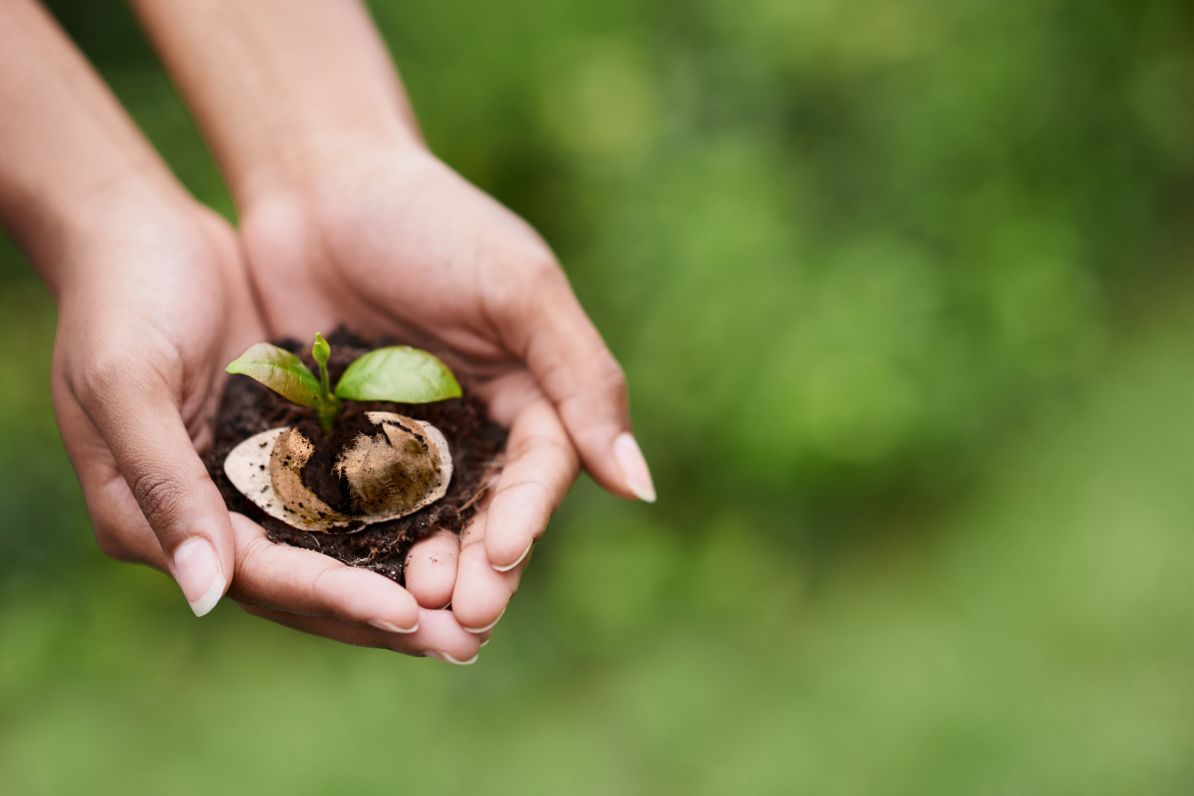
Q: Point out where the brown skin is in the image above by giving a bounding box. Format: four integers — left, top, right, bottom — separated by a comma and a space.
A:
1, 0, 653, 660
0, 0, 484, 662
236, 150, 613, 631
132, 0, 657, 637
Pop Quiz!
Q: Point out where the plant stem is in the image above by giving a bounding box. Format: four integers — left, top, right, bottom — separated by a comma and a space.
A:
318, 358, 333, 405
312, 331, 340, 434
315, 356, 340, 433
317, 404, 336, 435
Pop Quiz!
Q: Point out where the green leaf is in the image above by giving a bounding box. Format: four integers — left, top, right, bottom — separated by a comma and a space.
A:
226, 343, 323, 408
334, 346, 462, 404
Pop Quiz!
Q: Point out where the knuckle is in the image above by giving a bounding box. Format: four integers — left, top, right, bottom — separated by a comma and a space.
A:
234, 534, 269, 575
523, 250, 564, 287
73, 351, 132, 403
230, 536, 276, 602
531, 349, 571, 395
92, 524, 135, 563
306, 565, 339, 613
553, 356, 629, 448
237, 534, 273, 573
490, 253, 563, 318
509, 432, 570, 460
497, 479, 557, 519
129, 469, 186, 532
593, 354, 628, 401
556, 352, 626, 409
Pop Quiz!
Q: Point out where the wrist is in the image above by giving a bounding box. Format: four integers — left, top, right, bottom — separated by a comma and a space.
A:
6, 160, 174, 249
27, 178, 204, 300
234, 126, 428, 210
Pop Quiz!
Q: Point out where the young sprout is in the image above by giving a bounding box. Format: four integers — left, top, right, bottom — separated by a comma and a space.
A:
311, 332, 339, 432
226, 332, 462, 434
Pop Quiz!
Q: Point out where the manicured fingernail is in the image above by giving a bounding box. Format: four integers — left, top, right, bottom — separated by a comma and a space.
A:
480, 637, 491, 648
426, 651, 478, 666
173, 538, 225, 618
368, 619, 420, 634
493, 543, 531, 573
462, 608, 505, 634
614, 432, 656, 503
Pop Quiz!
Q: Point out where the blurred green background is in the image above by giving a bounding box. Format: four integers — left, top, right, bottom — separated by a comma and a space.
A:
3, 0, 1194, 793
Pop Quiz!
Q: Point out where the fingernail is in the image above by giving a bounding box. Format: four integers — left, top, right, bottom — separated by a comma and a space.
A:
173, 538, 225, 618
426, 651, 479, 666
614, 432, 656, 503
493, 543, 531, 573
368, 619, 420, 634
462, 608, 506, 634
480, 637, 491, 648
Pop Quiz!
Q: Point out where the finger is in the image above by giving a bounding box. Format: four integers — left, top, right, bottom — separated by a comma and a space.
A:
52, 388, 167, 568
502, 268, 655, 503
75, 466, 166, 569
452, 509, 523, 633
228, 514, 420, 632
483, 400, 577, 571
74, 363, 232, 616
404, 530, 460, 609
241, 605, 482, 664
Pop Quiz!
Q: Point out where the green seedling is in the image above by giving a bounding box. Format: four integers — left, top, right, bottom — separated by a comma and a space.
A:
226, 332, 462, 434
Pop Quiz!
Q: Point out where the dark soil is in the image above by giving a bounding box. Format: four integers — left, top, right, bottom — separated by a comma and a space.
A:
205, 328, 507, 585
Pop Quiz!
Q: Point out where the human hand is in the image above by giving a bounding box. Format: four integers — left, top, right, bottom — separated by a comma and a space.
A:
128, 0, 655, 641
1, 0, 484, 660
238, 145, 655, 634
48, 198, 485, 662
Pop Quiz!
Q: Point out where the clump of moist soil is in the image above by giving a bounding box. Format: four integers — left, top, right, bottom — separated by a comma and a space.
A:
205, 328, 507, 585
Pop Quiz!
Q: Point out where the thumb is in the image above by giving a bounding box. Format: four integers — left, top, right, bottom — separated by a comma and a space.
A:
77, 363, 232, 616
507, 269, 656, 503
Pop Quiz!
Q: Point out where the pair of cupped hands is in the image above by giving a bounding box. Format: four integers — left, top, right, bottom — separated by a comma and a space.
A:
54, 146, 654, 664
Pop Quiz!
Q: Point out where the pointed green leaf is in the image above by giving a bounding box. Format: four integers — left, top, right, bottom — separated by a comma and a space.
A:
334, 346, 462, 404
226, 343, 323, 408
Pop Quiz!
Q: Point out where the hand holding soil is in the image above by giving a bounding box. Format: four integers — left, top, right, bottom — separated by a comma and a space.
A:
34, 203, 492, 661
2, 0, 655, 664
235, 147, 657, 638
213, 331, 506, 579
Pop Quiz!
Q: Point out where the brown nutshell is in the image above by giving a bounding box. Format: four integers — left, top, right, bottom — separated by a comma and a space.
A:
334, 418, 446, 516
270, 427, 347, 528
223, 411, 455, 533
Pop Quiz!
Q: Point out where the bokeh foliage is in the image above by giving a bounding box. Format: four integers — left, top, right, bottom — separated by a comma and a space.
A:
3, 0, 1194, 793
